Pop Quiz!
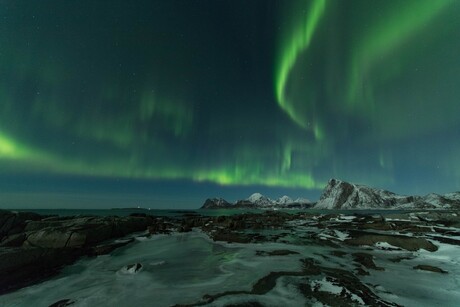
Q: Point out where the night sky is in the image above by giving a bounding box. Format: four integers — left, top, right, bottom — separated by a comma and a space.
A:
1, 0, 460, 209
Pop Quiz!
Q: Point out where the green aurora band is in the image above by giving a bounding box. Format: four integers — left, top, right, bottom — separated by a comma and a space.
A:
1, 0, 460, 195
275, 0, 326, 134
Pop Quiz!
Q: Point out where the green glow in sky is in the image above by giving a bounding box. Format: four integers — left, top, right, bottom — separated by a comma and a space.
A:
1, 0, 460, 202
347, 0, 453, 108
275, 0, 326, 131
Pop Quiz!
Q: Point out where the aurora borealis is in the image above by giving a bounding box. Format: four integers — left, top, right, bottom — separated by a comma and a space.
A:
1, 0, 460, 208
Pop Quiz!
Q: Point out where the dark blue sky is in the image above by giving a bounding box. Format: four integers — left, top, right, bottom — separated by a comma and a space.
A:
1, 0, 460, 209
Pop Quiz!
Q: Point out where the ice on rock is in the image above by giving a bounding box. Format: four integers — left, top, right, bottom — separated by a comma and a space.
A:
120, 263, 143, 274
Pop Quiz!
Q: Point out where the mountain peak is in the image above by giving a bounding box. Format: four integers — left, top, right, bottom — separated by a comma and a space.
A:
201, 198, 231, 209
247, 193, 273, 206
276, 195, 293, 204
247, 193, 265, 202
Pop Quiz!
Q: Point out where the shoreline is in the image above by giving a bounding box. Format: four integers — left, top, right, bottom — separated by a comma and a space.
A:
1, 209, 459, 305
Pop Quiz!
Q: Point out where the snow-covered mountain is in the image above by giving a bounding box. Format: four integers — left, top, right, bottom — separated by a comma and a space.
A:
245, 193, 312, 208
202, 180, 460, 210
201, 198, 232, 209
247, 193, 273, 207
314, 179, 460, 209
200, 194, 312, 209
276, 196, 293, 205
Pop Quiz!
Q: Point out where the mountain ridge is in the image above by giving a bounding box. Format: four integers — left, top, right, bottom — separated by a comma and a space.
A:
314, 179, 460, 209
201, 178, 460, 210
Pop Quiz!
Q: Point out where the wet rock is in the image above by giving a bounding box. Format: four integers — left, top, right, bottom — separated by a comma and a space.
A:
352, 253, 384, 271
256, 249, 299, 256
330, 250, 347, 257
346, 232, 438, 252
49, 299, 75, 307
413, 265, 448, 274
427, 235, 460, 246
301, 258, 322, 275
252, 271, 304, 295
389, 255, 414, 263
355, 267, 370, 276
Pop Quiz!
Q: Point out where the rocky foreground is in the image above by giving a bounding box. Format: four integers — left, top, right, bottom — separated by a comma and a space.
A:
2, 208, 460, 305
0, 209, 159, 294
175, 210, 460, 306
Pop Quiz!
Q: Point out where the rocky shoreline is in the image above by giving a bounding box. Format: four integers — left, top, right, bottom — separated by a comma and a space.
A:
1, 208, 460, 305
0, 209, 167, 294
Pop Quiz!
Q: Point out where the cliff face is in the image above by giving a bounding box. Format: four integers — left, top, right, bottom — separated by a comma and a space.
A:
314, 179, 460, 209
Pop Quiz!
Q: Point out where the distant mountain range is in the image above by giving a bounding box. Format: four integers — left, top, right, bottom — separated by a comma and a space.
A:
201, 178, 460, 210
201, 193, 313, 209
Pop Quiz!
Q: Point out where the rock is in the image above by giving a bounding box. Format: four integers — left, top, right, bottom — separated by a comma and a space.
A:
130, 213, 147, 217
24, 220, 64, 232
89, 238, 135, 256
0, 232, 26, 247
345, 232, 438, 252
212, 231, 251, 243
330, 250, 347, 257
17, 211, 42, 222
0, 212, 27, 240
121, 263, 143, 274
49, 299, 75, 307
352, 253, 384, 271
178, 225, 192, 233
413, 265, 448, 274
256, 250, 300, 256
113, 216, 151, 236
148, 221, 172, 234
70, 222, 112, 246
26, 228, 73, 249
0, 247, 82, 294
0, 212, 155, 294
